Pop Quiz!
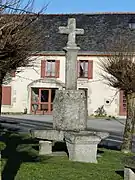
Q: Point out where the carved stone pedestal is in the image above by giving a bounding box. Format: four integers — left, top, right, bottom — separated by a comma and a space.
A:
65, 131, 108, 163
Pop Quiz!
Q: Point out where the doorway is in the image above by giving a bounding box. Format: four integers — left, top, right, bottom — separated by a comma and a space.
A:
31, 88, 58, 114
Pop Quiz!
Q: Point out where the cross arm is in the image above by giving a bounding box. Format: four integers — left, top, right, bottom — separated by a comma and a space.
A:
59, 27, 70, 34
76, 29, 84, 35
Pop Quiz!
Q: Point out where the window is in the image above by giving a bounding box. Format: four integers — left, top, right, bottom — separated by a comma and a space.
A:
46, 60, 56, 77
78, 60, 88, 78
41, 60, 60, 78
78, 60, 93, 79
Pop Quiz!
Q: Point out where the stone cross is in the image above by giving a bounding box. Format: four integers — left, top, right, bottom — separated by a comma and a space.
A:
59, 18, 84, 47
59, 18, 84, 90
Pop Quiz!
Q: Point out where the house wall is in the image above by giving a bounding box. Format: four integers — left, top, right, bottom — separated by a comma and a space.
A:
1, 54, 121, 117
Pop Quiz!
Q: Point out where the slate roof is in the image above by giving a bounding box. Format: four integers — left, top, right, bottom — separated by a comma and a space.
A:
34, 13, 135, 52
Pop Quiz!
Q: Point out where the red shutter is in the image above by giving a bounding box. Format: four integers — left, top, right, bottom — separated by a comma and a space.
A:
119, 90, 127, 116
41, 60, 46, 78
88, 60, 93, 79
55, 60, 60, 78
2, 86, 11, 105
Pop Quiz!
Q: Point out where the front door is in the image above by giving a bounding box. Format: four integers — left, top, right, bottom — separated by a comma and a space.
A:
31, 88, 58, 114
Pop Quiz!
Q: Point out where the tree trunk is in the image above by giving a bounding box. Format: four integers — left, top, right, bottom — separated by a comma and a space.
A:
0, 83, 2, 115
121, 92, 135, 153
0, 73, 4, 116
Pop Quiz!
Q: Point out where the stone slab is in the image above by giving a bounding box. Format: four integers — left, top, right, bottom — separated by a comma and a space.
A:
124, 168, 135, 180
64, 131, 109, 144
31, 129, 109, 143
65, 131, 102, 144
53, 90, 87, 131
31, 129, 64, 142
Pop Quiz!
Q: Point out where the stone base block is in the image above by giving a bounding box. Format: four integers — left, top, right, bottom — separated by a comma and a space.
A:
53, 90, 87, 131
124, 168, 135, 180
32, 128, 109, 162
39, 141, 52, 155
64, 131, 103, 163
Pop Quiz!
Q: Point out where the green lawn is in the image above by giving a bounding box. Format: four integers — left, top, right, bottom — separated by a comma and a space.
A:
0, 133, 130, 180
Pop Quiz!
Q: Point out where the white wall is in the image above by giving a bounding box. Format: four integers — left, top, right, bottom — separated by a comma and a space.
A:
2, 54, 121, 117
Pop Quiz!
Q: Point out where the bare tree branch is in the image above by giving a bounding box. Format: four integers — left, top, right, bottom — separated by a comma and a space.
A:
0, 0, 48, 114
99, 30, 135, 153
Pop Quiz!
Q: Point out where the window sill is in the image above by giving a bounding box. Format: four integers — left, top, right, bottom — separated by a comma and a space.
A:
78, 77, 88, 79
77, 78, 89, 83
44, 76, 59, 78
78, 78, 88, 80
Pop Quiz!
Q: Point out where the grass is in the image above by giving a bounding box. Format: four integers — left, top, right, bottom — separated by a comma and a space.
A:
15, 151, 126, 180
0, 132, 132, 180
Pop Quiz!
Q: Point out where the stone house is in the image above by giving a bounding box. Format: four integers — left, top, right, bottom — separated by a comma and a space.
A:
2, 13, 135, 117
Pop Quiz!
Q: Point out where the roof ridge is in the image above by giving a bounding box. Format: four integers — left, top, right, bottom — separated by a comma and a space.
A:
44, 12, 135, 15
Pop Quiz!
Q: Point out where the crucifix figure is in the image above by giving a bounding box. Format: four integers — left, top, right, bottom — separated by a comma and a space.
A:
59, 18, 84, 90
59, 18, 84, 47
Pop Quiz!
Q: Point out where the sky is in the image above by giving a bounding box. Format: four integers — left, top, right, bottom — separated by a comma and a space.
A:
31, 0, 135, 14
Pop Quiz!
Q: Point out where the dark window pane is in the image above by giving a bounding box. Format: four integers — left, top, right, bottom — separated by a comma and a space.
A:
41, 90, 49, 102
79, 61, 88, 78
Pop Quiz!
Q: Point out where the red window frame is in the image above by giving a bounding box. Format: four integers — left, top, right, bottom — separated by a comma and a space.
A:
77, 60, 93, 79
41, 60, 60, 78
